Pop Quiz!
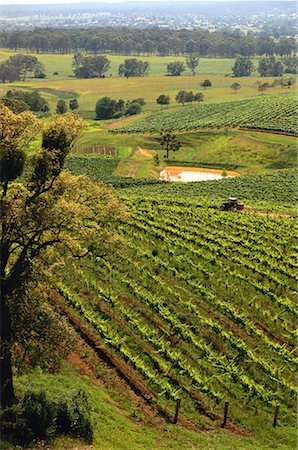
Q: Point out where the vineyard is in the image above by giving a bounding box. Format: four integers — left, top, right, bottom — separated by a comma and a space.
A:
72, 146, 117, 156
56, 186, 297, 432
120, 170, 298, 209
114, 92, 297, 135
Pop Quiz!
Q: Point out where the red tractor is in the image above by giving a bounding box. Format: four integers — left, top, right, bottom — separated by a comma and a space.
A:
221, 197, 244, 212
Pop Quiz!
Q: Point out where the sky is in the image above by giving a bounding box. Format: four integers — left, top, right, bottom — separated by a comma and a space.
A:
0, 0, 275, 4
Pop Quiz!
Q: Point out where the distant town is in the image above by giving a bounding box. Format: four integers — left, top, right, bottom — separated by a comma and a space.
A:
0, 1, 296, 35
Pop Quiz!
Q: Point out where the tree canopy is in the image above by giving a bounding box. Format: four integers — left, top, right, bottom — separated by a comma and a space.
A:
232, 56, 254, 77
72, 53, 111, 78
166, 61, 186, 76
118, 59, 150, 78
0, 105, 126, 407
186, 56, 199, 75
0, 54, 41, 83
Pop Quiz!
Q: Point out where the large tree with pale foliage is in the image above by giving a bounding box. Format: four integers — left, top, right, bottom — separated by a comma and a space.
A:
0, 106, 125, 407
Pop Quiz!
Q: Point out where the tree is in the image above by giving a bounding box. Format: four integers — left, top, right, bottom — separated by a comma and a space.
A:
194, 92, 204, 102
56, 99, 67, 114
96, 97, 117, 119
166, 61, 185, 76
160, 132, 181, 159
230, 82, 241, 94
6, 90, 49, 113
283, 57, 297, 74
175, 91, 188, 105
176, 90, 195, 105
186, 56, 199, 76
2, 54, 40, 81
258, 82, 269, 94
0, 106, 125, 407
200, 79, 212, 89
232, 56, 254, 77
125, 102, 141, 116
69, 98, 79, 110
156, 94, 170, 107
34, 62, 46, 79
118, 59, 150, 78
73, 54, 110, 78
258, 57, 284, 77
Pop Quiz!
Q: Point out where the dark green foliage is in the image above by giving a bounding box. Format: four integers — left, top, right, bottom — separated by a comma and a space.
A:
258, 56, 284, 77
95, 97, 144, 119
34, 63, 46, 78
232, 56, 254, 77
56, 391, 93, 444
118, 59, 150, 78
186, 56, 199, 76
69, 98, 79, 110
95, 96, 122, 119
0, 54, 40, 82
282, 57, 297, 74
230, 82, 241, 93
2, 28, 296, 59
125, 101, 141, 116
126, 170, 297, 205
65, 155, 120, 183
22, 392, 56, 441
0, 390, 93, 446
200, 79, 212, 89
0, 148, 26, 184
160, 132, 181, 159
56, 99, 67, 114
166, 61, 185, 76
176, 91, 195, 105
194, 92, 204, 102
156, 94, 170, 107
73, 54, 110, 78
5, 89, 49, 113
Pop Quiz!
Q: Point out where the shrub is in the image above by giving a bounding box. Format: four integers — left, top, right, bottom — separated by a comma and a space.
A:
22, 392, 56, 441
0, 390, 93, 446
125, 102, 142, 116
56, 391, 93, 444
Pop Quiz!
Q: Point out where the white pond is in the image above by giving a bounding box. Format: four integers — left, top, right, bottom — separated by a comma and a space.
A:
159, 167, 240, 183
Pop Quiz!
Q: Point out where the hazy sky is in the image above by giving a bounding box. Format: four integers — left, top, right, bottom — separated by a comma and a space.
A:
1, 0, 269, 4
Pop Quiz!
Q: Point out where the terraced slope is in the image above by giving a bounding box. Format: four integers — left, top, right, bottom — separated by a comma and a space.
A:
114, 92, 297, 134
56, 191, 297, 431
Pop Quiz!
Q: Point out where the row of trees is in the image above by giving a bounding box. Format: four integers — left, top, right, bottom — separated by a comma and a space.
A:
1, 28, 296, 58
72, 54, 298, 80
157, 91, 204, 107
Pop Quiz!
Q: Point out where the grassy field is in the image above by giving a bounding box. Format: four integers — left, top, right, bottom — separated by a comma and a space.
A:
9, 357, 296, 450
0, 49, 262, 79
0, 49, 295, 175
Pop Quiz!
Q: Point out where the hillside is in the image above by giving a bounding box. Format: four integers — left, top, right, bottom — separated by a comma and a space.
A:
42, 167, 297, 448
1, 42, 297, 449
114, 92, 297, 134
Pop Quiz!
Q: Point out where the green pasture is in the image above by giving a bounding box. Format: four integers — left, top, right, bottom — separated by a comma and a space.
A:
1, 74, 293, 118
0, 49, 296, 181
0, 49, 262, 79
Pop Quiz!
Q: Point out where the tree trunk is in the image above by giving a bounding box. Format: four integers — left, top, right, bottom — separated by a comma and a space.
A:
0, 282, 15, 407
